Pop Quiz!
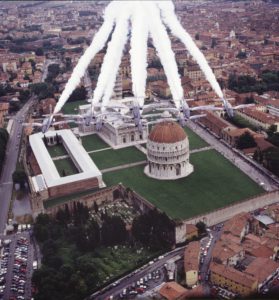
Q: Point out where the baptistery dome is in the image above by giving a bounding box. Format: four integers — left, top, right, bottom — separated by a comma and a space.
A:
144, 121, 194, 180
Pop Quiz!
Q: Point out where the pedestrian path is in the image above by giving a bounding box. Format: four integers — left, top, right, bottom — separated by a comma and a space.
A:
87, 147, 112, 154
52, 147, 112, 161
135, 144, 147, 154
190, 146, 213, 154
101, 160, 147, 173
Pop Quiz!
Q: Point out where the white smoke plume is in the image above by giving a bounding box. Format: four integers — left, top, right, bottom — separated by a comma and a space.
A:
143, 1, 184, 110
156, 0, 224, 99
53, 1, 120, 114
129, 1, 149, 107
93, 4, 132, 109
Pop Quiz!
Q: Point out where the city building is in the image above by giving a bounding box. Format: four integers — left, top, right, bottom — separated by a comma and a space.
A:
77, 99, 148, 149
144, 121, 193, 180
27, 129, 105, 215
159, 281, 187, 300
210, 263, 258, 296
0, 102, 9, 127
236, 108, 279, 132
184, 241, 200, 287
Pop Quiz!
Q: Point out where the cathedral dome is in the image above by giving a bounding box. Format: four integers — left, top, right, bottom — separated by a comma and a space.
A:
144, 121, 193, 180
148, 121, 187, 144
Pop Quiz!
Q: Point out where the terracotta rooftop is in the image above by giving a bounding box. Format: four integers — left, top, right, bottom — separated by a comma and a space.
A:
203, 111, 233, 129
159, 281, 187, 300
245, 257, 279, 283
210, 263, 257, 288
184, 241, 200, 272
242, 107, 279, 125
149, 121, 187, 144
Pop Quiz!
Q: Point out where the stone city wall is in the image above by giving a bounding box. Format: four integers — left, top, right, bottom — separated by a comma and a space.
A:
44, 184, 156, 217
184, 190, 279, 227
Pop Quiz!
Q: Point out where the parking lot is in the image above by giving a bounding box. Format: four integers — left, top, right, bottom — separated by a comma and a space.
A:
115, 268, 166, 299
0, 231, 35, 300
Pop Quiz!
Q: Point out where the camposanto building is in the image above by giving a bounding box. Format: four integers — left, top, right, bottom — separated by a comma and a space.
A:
27, 130, 105, 212
144, 121, 193, 180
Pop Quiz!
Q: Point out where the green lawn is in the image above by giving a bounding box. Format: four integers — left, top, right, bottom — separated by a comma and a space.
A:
184, 126, 208, 150
90, 146, 146, 170
62, 100, 88, 114
81, 134, 109, 151
47, 144, 68, 157
57, 244, 156, 286
103, 150, 264, 220
54, 157, 79, 177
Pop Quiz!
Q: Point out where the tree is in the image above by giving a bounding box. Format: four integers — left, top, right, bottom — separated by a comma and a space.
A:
236, 51, 247, 59
236, 132, 257, 150
31, 82, 55, 100
93, 201, 99, 214
267, 124, 277, 138
196, 221, 206, 235
211, 38, 217, 48
86, 219, 100, 249
12, 169, 27, 188
101, 215, 127, 246
262, 147, 279, 176
132, 209, 175, 250
68, 86, 87, 102
35, 48, 44, 56
33, 224, 49, 242
19, 89, 30, 103
244, 96, 255, 104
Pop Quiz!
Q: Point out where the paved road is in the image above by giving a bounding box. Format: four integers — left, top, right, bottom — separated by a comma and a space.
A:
41, 59, 60, 82
0, 98, 35, 234
187, 121, 279, 192
199, 227, 222, 282
84, 70, 93, 100
90, 247, 186, 300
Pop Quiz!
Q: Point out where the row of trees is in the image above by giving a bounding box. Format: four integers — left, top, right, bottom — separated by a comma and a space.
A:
34, 203, 175, 251
253, 125, 279, 176
228, 71, 279, 94
31, 82, 55, 100
0, 128, 9, 175
32, 204, 175, 300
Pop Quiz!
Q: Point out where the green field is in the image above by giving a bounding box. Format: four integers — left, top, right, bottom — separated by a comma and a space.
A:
103, 150, 264, 219
184, 126, 208, 150
90, 146, 146, 170
47, 144, 68, 157
54, 157, 79, 177
62, 100, 87, 114
81, 134, 109, 151
57, 244, 156, 286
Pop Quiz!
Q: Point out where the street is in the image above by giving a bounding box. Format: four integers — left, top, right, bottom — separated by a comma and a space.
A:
0, 98, 34, 234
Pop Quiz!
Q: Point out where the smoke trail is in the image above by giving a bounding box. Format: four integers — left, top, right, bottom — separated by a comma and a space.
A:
93, 4, 131, 109
129, 1, 149, 107
53, 1, 120, 114
156, 1, 224, 99
142, 1, 184, 110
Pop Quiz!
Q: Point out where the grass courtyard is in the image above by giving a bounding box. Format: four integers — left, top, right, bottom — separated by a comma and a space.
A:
81, 134, 109, 151
47, 144, 68, 157
53, 157, 79, 177
103, 149, 264, 220
62, 100, 87, 114
184, 126, 208, 150
89, 146, 146, 170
